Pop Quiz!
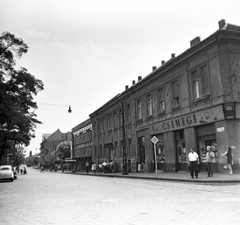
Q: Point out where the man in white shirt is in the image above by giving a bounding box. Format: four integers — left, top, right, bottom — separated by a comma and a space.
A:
188, 148, 199, 178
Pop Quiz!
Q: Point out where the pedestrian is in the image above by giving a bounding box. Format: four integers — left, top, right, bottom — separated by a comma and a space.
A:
85, 161, 89, 173
222, 146, 233, 175
188, 148, 199, 179
102, 161, 107, 173
40, 165, 44, 173
23, 165, 27, 175
206, 146, 214, 177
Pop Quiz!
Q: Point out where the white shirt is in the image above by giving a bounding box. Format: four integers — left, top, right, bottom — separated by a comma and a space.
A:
188, 152, 199, 162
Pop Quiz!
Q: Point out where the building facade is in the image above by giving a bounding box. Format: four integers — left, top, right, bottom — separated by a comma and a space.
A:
40, 129, 72, 159
89, 20, 240, 174
72, 118, 92, 171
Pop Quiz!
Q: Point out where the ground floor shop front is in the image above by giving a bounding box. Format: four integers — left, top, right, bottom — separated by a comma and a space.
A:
135, 104, 240, 174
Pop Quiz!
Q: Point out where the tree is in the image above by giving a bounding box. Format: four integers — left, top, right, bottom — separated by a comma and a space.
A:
0, 32, 44, 160
56, 141, 71, 160
12, 144, 26, 167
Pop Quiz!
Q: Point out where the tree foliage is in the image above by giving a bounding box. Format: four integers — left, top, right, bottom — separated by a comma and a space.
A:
0, 32, 44, 160
56, 141, 71, 160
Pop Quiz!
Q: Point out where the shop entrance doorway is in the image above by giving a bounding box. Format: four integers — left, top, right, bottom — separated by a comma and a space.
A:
198, 136, 218, 172
175, 129, 187, 172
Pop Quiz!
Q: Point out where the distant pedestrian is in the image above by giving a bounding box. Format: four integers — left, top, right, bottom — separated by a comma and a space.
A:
23, 165, 27, 175
222, 146, 233, 175
102, 161, 107, 173
40, 166, 44, 173
85, 161, 89, 173
206, 146, 214, 177
188, 148, 199, 179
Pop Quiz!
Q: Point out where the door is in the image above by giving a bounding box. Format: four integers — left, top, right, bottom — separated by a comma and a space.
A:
175, 129, 187, 172
198, 136, 218, 172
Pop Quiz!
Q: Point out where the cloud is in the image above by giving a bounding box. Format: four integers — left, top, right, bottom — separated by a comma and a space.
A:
22, 29, 49, 40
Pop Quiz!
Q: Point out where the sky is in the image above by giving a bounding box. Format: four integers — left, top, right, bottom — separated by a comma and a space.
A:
1, 0, 240, 155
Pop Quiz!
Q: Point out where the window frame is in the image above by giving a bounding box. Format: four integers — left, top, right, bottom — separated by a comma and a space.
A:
147, 95, 153, 117
137, 99, 142, 120
158, 87, 165, 114
191, 63, 210, 101
172, 79, 180, 109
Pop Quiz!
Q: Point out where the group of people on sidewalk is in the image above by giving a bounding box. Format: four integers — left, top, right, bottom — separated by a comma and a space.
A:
188, 146, 234, 179
15, 164, 27, 175
85, 160, 116, 174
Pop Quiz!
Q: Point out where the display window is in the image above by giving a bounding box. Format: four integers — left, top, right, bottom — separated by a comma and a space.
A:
156, 142, 165, 163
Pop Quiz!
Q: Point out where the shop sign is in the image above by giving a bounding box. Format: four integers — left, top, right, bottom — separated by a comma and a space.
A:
217, 127, 225, 132
152, 105, 224, 133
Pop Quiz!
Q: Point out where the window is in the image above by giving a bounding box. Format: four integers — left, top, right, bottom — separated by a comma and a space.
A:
147, 95, 153, 117
103, 117, 106, 131
191, 64, 210, 100
99, 145, 102, 157
126, 104, 131, 123
107, 114, 112, 130
99, 119, 102, 133
172, 80, 180, 108
158, 87, 165, 113
128, 139, 132, 156
114, 112, 117, 128
120, 110, 123, 126
137, 100, 142, 120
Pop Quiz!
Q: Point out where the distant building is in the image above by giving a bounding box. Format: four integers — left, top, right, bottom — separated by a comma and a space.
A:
40, 129, 71, 157
72, 119, 92, 171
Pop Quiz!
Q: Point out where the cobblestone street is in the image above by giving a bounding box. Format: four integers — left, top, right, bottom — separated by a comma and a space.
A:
0, 168, 240, 225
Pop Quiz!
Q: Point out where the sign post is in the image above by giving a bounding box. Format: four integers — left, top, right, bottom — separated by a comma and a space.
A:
151, 136, 159, 177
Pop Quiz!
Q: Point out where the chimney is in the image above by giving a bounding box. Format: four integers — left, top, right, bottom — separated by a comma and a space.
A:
152, 66, 157, 71
190, 36, 201, 47
218, 19, 226, 29
138, 76, 142, 81
132, 80, 135, 85
125, 85, 129, 90
161, 60, 165, 65
171, 53, 175, 59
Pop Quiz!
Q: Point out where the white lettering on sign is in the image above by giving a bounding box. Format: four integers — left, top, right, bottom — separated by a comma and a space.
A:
217, 127, 225, 132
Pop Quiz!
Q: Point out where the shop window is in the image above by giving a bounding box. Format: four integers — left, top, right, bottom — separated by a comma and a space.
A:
191, 64, 210, 100
156, 141, 165, 163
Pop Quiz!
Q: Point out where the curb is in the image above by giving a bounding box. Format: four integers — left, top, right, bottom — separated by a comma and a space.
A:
54, 170, 240, 184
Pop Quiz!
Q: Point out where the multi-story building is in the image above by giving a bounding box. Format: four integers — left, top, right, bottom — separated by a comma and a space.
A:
72, 118, 92, 171
89, 20, 240, 174
40, 129, 71, 158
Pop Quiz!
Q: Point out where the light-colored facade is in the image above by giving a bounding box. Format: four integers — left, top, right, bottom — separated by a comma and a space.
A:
72, 118, 92, 171
88, 20, 240, 174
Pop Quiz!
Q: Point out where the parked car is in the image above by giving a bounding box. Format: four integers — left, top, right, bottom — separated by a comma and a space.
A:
0, 165, 14, 182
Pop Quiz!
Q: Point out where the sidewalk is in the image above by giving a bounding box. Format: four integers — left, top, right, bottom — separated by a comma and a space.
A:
61, 170, 240, 183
